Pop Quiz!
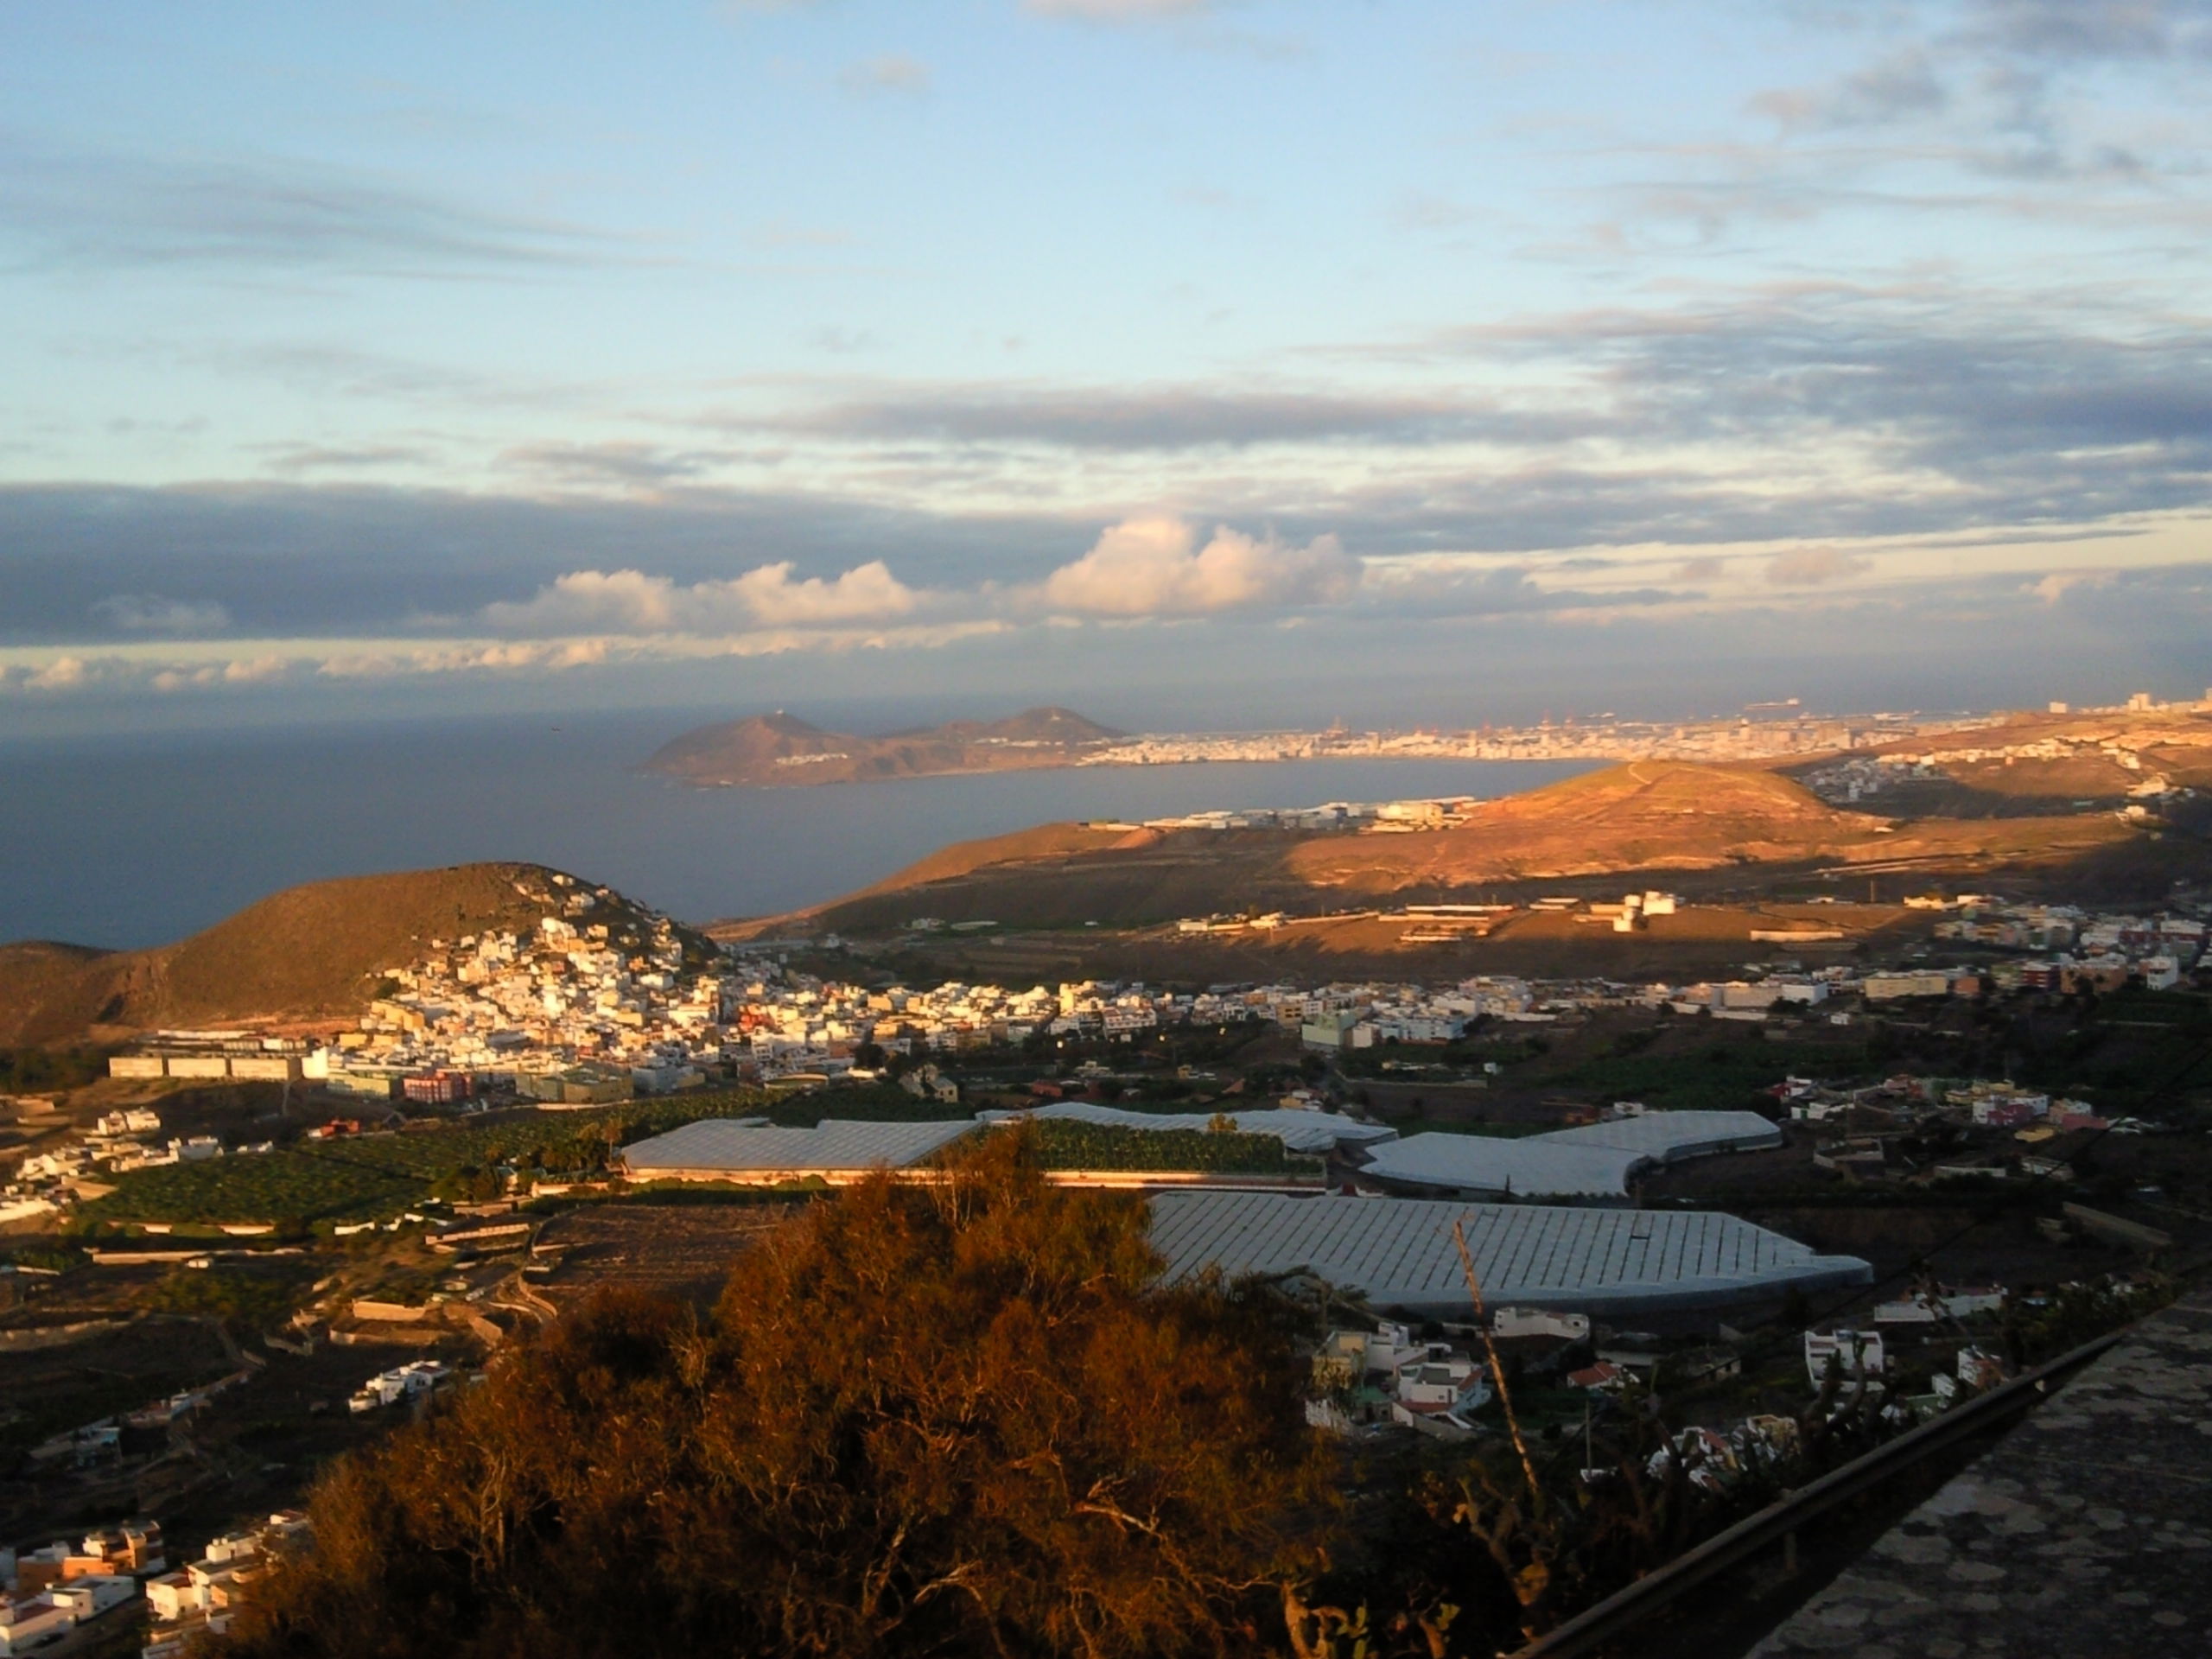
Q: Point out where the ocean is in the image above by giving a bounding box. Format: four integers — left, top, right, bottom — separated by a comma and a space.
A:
0, 710, 1596, 950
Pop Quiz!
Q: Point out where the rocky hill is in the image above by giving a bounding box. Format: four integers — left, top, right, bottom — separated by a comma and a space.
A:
0, 864, 709, 1047
643, 706, 1122, 787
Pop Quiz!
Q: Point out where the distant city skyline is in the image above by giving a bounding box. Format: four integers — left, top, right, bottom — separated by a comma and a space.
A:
6, 1, 2212, 734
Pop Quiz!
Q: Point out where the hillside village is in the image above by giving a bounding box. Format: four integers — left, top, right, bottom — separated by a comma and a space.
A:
4, 873, 2209, 1657
0, 878, 2196, 1232
76, 890, 2207, 1103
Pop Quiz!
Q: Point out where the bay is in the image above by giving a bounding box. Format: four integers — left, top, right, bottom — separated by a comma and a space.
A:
0, 709, 1596, 950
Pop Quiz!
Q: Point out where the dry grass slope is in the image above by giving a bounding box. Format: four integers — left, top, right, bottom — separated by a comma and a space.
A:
0, 863, 633, 1046
785, 760, 2142, 935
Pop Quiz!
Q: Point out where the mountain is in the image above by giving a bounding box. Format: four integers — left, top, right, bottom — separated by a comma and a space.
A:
642, 706, 1122, 787
0, 863, 709, 1047
741, 760, 2143, 936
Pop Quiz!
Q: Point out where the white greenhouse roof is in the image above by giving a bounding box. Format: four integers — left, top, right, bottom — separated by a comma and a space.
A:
1356, 1133, 1649, 1198
622, 1116, 976, 1179
1148, 1190, 1870, 1315
1532, 1110, 1784, 1162
1020, 1102, 1398, 1154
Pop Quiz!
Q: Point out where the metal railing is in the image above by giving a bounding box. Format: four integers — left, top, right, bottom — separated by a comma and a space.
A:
1504, 1324, 2129, 1657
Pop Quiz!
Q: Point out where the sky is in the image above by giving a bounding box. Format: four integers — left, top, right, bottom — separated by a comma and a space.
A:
5, 0, 2212, 737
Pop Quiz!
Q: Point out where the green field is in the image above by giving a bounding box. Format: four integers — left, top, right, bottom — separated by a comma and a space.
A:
81, 1093, 774, 1226
759, 1081, 971, 1126
1020, 1119, 1319, 1174
1548, 1040, 1875, 1113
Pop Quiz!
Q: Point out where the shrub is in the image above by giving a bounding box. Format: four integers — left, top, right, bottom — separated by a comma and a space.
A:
213, 1137, 1328, 1659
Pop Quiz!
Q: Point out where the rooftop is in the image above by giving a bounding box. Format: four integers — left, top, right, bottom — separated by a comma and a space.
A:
621, 1117, 976, 1179
1357, 1133, 1651, 1198
1535, 1110, 1785, 1162
1147, 1190, 1871, 1315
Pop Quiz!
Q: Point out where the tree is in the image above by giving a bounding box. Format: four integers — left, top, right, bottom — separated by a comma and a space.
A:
215, 1133, 1328, 1659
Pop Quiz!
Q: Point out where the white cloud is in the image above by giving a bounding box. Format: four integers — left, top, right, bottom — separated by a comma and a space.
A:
480, 560, 924, 635
28, 656, 89, 690
91, 593, 231, 632
732, 560, 923, 625
2026, 569, 2117, 605
1039, 516, 1361, 617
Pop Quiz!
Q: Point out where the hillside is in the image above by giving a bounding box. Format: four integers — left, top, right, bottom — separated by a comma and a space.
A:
0, 864, 709, 1047
1792, 705, 2212, 814
643, 705, 1122, 787
772, 760, 2142, 936
1287, 762, 1873, 893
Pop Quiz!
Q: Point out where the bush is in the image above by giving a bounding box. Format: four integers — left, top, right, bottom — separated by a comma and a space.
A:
213, 1138, 1326, 1658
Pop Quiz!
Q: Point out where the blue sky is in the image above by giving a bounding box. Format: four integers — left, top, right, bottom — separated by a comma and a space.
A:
5, 0, 2212, 733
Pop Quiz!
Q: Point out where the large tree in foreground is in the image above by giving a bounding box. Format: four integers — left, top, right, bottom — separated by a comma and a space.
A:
217, 1138, 1328, 1658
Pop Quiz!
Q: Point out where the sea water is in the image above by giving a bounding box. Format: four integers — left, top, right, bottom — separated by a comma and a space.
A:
0, 709, 1596, 949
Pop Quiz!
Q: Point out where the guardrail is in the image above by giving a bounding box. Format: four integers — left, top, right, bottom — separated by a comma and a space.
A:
1505, 1324, 2130, 1657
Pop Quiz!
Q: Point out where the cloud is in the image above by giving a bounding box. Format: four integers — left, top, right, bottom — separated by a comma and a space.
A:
1965, 0, 2212, 62
730, 561, 924, 625
149, 656, 290, 694
785, 384, 1581, 449
499, 442, 721, 488
839, 54, 931, 96
0, 135, 622, 274
1039, 517, 1360, 617
26, 657, 88, 690
2025, 569, 2118, 605
258, 443, 431, 475
1675, 556, 1727, 582
15, 283, 2212, 655
1767, 547, 1872, 586
480, 560, 924, 635
1751, 49, 1948, 131
90, 594, 232, 633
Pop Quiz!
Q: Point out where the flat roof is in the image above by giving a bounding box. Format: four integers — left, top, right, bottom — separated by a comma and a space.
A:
622, 1117, 975, 1178
1533, 1110, 1784, 1162
1149, 1190, 1870, 1315
1022, 1102, 1398, 1154
1357, 1133, 1649, 1198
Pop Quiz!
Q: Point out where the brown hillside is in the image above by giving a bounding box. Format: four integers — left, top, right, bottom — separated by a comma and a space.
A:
148, 865, 569, 1026
1288, 762, 1873, 893
0, 941, 137, 1048
0, 863, 686, 1046
846, 823, 1146, 899
781, 760, 2141, 935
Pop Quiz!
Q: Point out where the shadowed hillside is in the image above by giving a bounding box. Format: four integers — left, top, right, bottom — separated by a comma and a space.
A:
0, 864, 703, 1046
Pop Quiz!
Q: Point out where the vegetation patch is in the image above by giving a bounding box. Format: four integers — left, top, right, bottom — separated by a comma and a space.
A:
149, 1259, 321, 1331
1550, 1040, 1874, 1112
1018, 1118, 1317, 1174
0, 1045, 113, 1093
80, 1095, 775, 1225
